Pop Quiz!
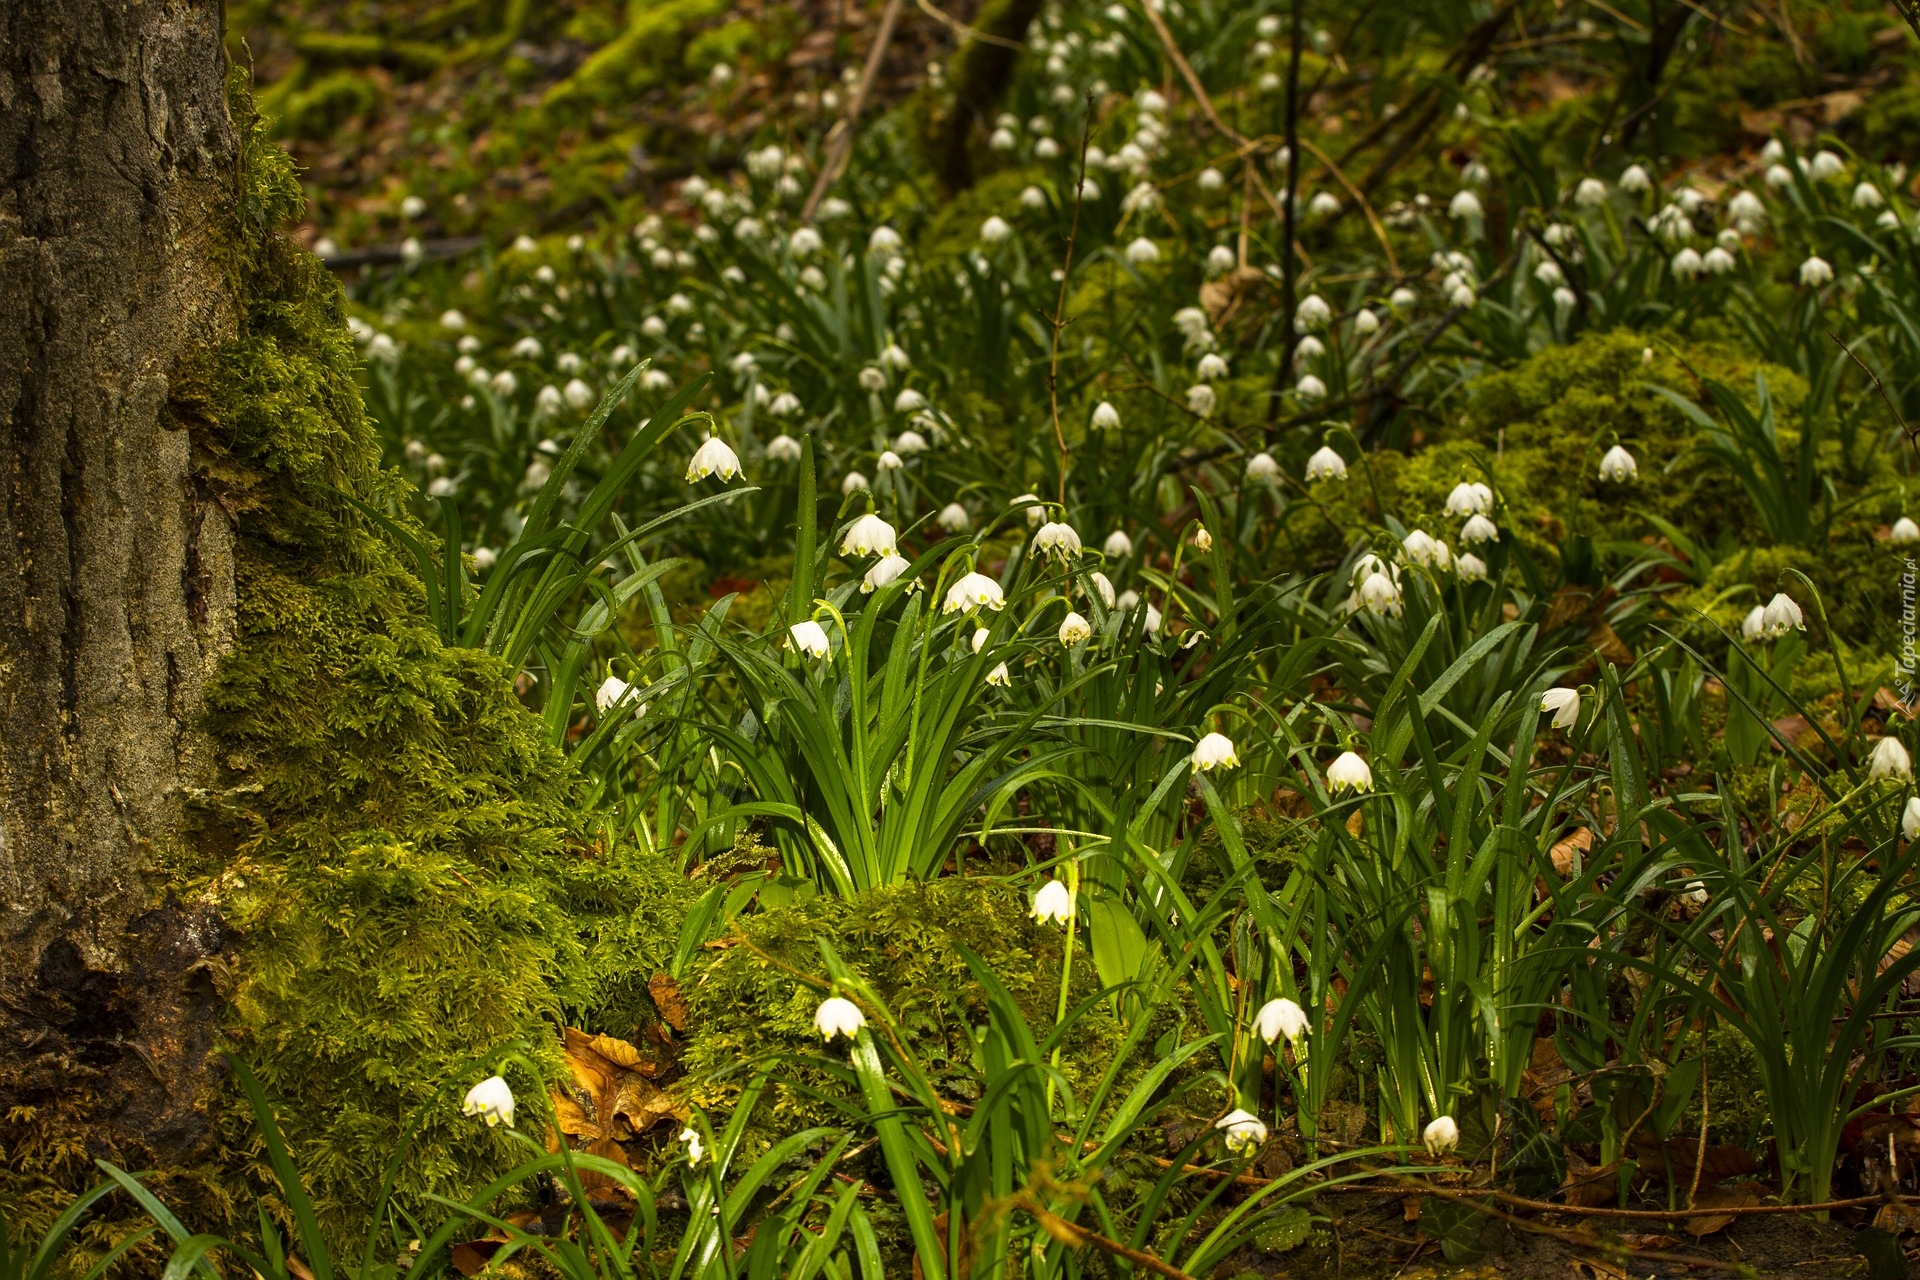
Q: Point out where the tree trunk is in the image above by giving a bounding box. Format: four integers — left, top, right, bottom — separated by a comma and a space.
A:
0, 0, 239, 1184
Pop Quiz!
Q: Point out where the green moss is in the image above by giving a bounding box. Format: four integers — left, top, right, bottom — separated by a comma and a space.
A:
277, 70, 383, 141
544, 0, 732, 107
156, 73, 691, 1247
678, 878, 1139, 1157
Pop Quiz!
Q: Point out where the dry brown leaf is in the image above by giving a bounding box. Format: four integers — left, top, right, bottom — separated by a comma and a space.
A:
1619, 1233, 1681, 1250
1683, 1185, 1759, 1236
1561, 1154, 1618, 1208
1550, 828, 1592, 876
649, 972, 690, 1032
1345, 809, 1364, 837
1628, 1131, 1757, 1182
1571, 1257, 1631, 1278
1874, 1200, 1920, 1234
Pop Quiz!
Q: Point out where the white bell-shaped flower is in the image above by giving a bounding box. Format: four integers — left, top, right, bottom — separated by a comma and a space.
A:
1192, 526, 1213, 553
1460, 514, 1499, 544
1186, 384, 1217, 416
1089, 572, 1116, 609
1059, 611, 1092, 646
1809, 149, 1845, 180
767, 434, 803, 462
1904, 796, 1920, 840
1541, 687, 1580, 730
1294, 294, 1332, 331
1353, 307, 1380, 336
1246, 452, 1280, 483
1457, 552, 1488, 582
1305, 446, 1347, 482
1326, 751, 1373, 793
1870, 736, 1913, 783
945, 572, 1006, 613
1104, 530, 1134, 557
1618, 164, 1652, 194
1574, 177, 1608, 207
1032, 879, 1074, 924
1125, 237, 1160, 265
1423, 1115, 1460, 1155
1893, 517, 1920, 545
1597, 444, 1637, 483
1448, 189, 1484, 219
1741, 605, 1767, 642
894, 429, 929, 455
814, 996, 866, 1040
596, 676, 634, 713
1197, 352, 1230, 380
972, 627, 990, 654
679, 1125, 705, 1165
938, 502, 971, 532
687, 436, 743, 483
1296, 374, 1327, 400
1799, 255, 1834, 287
841, 513, 898, 558
462, 1076, 516, 1128
877, 450, 904, 472
1216, 1108, 1268, 1154
788, 621, 831, 659
1445, 482, 1493, 517
1192, 732, 1239, 772
1032, 521, 1083, 560
980, 215, 1013, 244
986, 661, 1012, 687
869, 226, 903, 254
1255, 997, 1310, 1045
1091, 401, 1121, 430
1761, 592, 1804, 637
1402, 529, 1445, 568
842, 472, 870, 495
862, 554, 913, 594
1357, 571, 1403, 617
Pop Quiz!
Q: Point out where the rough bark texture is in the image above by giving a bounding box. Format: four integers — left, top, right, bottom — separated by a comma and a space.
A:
0, 0, 238, 1180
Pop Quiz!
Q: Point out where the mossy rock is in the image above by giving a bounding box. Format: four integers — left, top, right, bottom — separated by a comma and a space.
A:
677, 877, 1143, 1159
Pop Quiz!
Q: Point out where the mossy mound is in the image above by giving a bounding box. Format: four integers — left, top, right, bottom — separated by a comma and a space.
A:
678, 877, 1141, 1156
161, 74, 690, 1246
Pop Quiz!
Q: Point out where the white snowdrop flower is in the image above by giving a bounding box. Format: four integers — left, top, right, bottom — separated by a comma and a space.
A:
733, 217, 764, 243
1761, 592, 1804, 636
1761, 138, 1787, 163
650, 245, 676, 270
471, 545, 499, 574
1893, 517, 1920, 545
880, 343, 915, 373
1574, 177, 1609, 208
1765, 163, 1795, 191
1217, 1109, 1268, 1154
1089, 572, 1116, 609
766, 434, 803, 462
1880, 210, 1902, 230
1457, 552, 1488, 582
841, 513, 898, 557
1326, 751, 1373, 793
1460, 512, 1499, 544
1085, 145, 1109, 169
641, 368, 673, 392
687, 437, 742, 483
427, 476, 457, 497
1871, 736, 1913, 783
1305, 446, 1348, 482
1142, 601, 1163, 636
971, 627, 991, 654
463, 1076, 516, 1127
490, 369, 521, 397
1059, 610, 1092, 646
986, 660, 1012, 687
1308, 191, 1342, 219
1033, 521, 1083, 560
857, 367, 889, 395
768, 390, 802, 418
892, 388, 928, 415
1173, 306, 1210, 337
1116, 590, 1141, 614
1352, 307, 1380, 335
510, 336, 543, 360
1020, 184, 1049, 209
595, 675, 634, 713
1192, 732, 1238, 772
439, 309, 467, 331
1553, 286, 1577, 311
1449, 189, 1485, 220
1799, 255, 1834, 287
1445, 481, 1493, 517
1855, 181, 1885, 209
1125, 237, 1161, 265
1619, 164, 1652, 194
1598, 444, 1637, 483
869, 226, 903, 254
1206, 244, 1237, 275
980, 215, 1013, 245
790, 226, 823, 256
1905, 796, 1920, 840
1197, 353, 1231, 380
1727, 189, 1766, 227
862, 554, 913, 593
1448, 282, 1478, 308
313, 236, 340, 259
1810, 149, 1845, 180
1741, 605, 1768, 642
814, 996, 865, 1040
1121, 181, 1159, 213
399, 236, 424, 264
1423, 1116, 1460, 1155
465, 365, 491, 389
1671, 247, 1704, 279
1246, 452, 1280, 483
1091, 400, 1121, 430
1703, 246, 1736, 275
1256, 997, 1311, 1046
1032, 879, 1074, 924
1191, 525, 1213, 553
1078, 177, 1102, 201
535, 384, 563, 416
1186, 384, 1217, 416
1540, 687, 1580, 730
1401, 529, 1445, 569
1012, 492, 1045, 526
788, 620, 831, 658
989, 126, 1017, 152
1534, 260, 1565, 287
1295, 294, 1332, 331
1198, 166, 1226, 192
399, 194, 428, 220
679, 1125, 705, 1165
1035, 137, 1061, 159
894, 429, 929, 455
937, 502, 971, 532
1390, 285, 1418, 309
523, 459, 551, 493
365, 332, 398, 362
799, 265, 828, 290
1296, 374, 1328, 400
1359, 571, 1405, 617
666, 292, 694, 314
1294, 335, 1327, 362
945, 572, 1006, 613
1104, 530, 1134, 558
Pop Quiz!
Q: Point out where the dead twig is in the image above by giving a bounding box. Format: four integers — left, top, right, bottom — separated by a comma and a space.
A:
802, 0, 906, 221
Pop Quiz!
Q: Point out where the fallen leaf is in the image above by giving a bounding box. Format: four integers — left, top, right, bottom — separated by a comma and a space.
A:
649, 972, 690, 1032
1550, 828, 1592, 877
1683, 1185, 1760, 1236
1561, 1154, 1617, 1208
1619, 1233, 1681, 1250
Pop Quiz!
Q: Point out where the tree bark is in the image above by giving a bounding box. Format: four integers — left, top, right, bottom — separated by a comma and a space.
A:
0, 0, 239, 1175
